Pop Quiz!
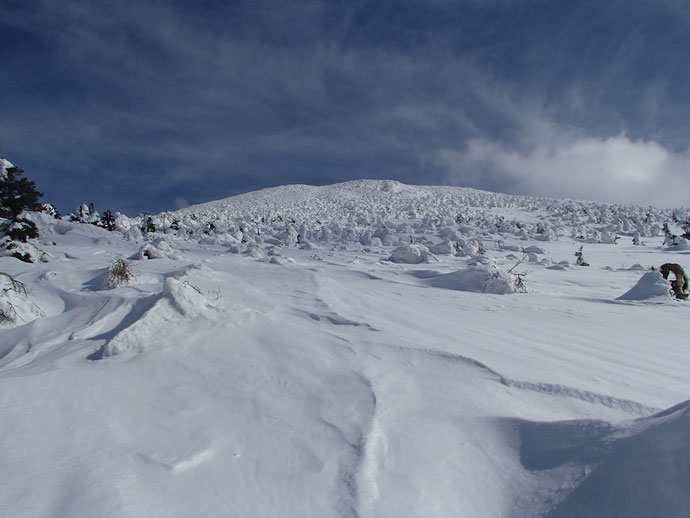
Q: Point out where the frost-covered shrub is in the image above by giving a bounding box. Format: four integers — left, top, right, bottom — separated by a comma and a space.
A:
106, 258, 134, 289
575, 246, 589, 266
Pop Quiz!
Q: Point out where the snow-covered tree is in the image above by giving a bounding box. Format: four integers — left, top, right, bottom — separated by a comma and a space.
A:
99, 210, 117, 231
70, 203, 100, 224
0, 161, 44, 260
0, 165, 43, 220
574, 246, 589, 266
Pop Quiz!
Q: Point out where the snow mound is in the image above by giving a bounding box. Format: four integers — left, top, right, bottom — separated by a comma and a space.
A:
523, 245, 545, 254
0, 241, 50, 263
0, 273, 45, 326
429, 239, 454, 255
427, 265, 516, 295
667, 238, 690, 251
616, 271, 671, 301
388, 244, 434, 264
101, 277, 222, 357
136, 236, 183, 260
521, 400, 690, 517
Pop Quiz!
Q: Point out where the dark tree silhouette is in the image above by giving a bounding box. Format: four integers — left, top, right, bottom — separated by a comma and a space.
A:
1, 164, 44, 260
1, 166, 43, 220
100, 210, 117, 231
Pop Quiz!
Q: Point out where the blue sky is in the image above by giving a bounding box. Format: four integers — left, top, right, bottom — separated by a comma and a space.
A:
2, 0, 689, 214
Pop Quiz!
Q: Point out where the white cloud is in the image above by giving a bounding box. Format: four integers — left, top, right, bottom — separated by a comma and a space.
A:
174, 197, 190, 209
440, 132, 690, 207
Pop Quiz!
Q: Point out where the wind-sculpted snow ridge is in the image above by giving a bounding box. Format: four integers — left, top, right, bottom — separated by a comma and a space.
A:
518, 400, 690, 518
93, 275, 226, 359
135, 180, 686, 253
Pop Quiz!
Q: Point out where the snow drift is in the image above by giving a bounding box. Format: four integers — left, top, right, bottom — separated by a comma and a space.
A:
616, 271, 672, 301
388, 244, 435, 264
520, 400, 690, 517
96, 276, 224, 358
427, 265, 517, 295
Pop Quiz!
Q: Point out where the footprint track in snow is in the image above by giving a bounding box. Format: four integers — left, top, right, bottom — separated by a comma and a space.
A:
138, 446, 217, 473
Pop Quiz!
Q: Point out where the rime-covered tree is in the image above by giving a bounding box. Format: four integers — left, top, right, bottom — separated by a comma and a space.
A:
99, 210, 117, 231
681, 219, 690, 241
141, 213, 156, 234
662, 223, 677, 246
574, 246, 589, 266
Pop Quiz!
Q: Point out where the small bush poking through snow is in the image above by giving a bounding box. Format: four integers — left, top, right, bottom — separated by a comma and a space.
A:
106, 258, 134, 289
574, 246, 589, 266
0, 272, 27, 324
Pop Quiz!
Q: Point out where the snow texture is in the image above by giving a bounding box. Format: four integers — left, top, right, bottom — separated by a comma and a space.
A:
1, 179, 689, 518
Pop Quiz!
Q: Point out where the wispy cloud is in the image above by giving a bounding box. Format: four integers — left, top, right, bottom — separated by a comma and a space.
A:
439, 128, 690, 207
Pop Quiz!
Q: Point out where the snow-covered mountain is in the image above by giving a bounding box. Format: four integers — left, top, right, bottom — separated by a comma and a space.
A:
1, 180, 689, 517
158, 179, 677, 246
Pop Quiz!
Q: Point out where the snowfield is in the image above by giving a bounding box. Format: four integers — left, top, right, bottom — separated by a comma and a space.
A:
1, 180, 689, 518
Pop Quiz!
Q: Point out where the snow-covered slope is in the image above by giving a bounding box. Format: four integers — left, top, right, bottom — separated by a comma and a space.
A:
1, 180, 689, 517
159, 179, 674, 246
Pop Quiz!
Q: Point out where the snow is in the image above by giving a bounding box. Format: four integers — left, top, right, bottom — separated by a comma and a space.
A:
616, 271, 673, 302
0, 157, 13, 180
668, 238, 690, 251
0, 272, 45, 326
426, 265, 517, 294
388, 244, 434, 264
522, 401, 690, 517
1, 179, 689, 517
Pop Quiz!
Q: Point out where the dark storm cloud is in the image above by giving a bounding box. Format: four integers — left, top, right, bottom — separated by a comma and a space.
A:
1, 0, 689, 213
